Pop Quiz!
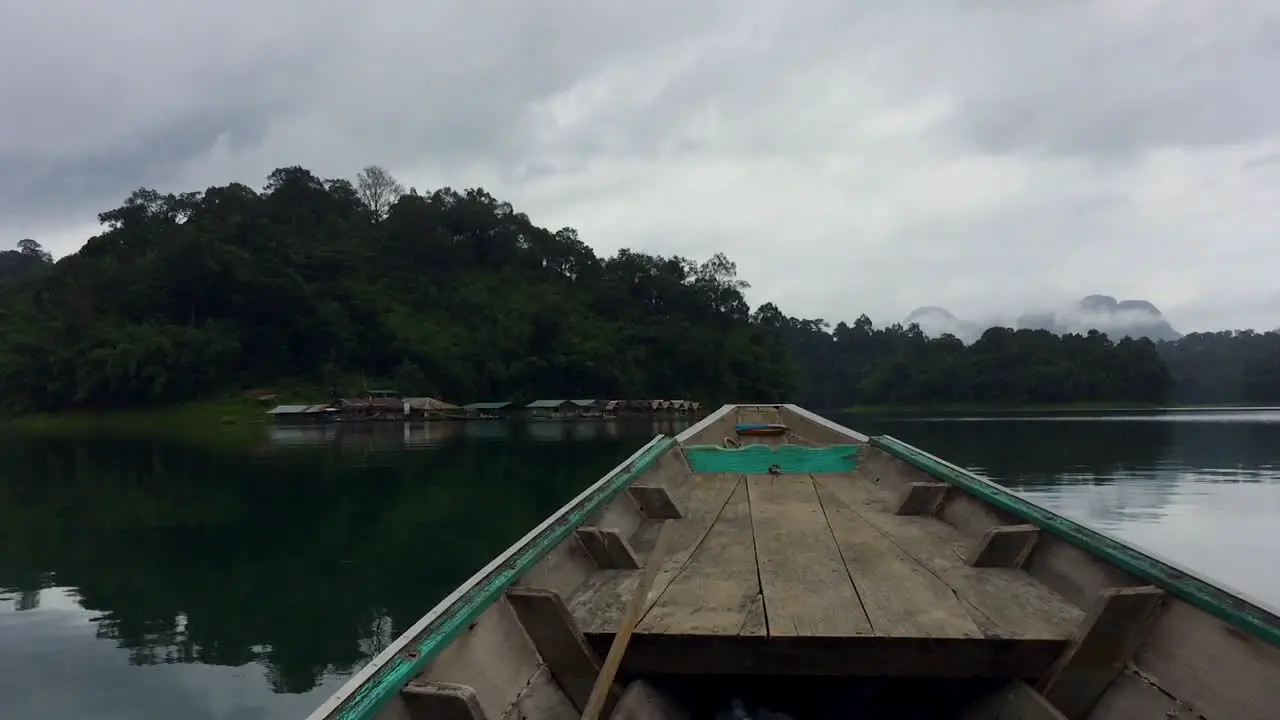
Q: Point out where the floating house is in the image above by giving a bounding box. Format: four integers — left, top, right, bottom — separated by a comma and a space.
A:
460, 401, 513, 419
336, 390, 404, 420
265, 404, 340, 422
403, 397, 460, 419
526, 399, 575, 418
570, 399, 607, 417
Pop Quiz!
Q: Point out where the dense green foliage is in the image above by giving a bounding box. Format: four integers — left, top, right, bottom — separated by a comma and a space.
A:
1, 164, 1276, 412
0, 167, 791, 411
770, 311, 1173, 407
0, 240, 52, 290
1158, 331, 1280, 405
772, 311, 1280, 409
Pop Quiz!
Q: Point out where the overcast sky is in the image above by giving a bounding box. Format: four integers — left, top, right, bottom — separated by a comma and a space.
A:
3, 0, 1279, 332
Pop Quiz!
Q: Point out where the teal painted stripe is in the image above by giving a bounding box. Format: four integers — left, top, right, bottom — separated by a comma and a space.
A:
331, 435, 677, 720
684, 444, 861, 474
872, 434, 1280, 646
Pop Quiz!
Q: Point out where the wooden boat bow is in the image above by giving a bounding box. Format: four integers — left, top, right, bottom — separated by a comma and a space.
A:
307, 404, 1280, 720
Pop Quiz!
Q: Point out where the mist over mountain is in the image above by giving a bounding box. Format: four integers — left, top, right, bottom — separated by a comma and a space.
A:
904, 296, 1183, 343
903, 306, 985, 341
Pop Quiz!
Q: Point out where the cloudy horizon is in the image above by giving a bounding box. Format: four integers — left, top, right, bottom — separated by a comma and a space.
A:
4, 0, 1280, 333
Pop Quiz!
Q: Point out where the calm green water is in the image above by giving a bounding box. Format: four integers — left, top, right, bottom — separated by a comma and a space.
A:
2, 410, 1279, 719
852, 408, 1280, 607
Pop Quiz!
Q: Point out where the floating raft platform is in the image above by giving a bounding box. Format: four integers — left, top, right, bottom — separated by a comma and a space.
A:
309, 404, 1280, 720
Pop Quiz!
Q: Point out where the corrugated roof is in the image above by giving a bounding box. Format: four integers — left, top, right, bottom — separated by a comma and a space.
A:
405, 397, 459, 410
463, 401, 512, 410
570, 399, 598, 406
342, 397, 402, 408
527, 399, 571, 408
266, 404, 334, 414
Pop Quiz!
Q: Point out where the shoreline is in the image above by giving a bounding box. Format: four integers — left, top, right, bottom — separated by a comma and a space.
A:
3, 397, 270, 433
838, 401, 1270, 414
5, 398, 1273, 433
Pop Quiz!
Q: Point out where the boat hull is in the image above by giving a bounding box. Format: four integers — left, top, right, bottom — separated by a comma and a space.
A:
308, 404, 1280, 720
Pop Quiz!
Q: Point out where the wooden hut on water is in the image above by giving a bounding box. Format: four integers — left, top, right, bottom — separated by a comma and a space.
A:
570, 399, 606, 417
265, 404, 340, 422
403, 397, 461, 419
460, 401, 512, 419
336, 389, 404, 420
526, 399, 574, 418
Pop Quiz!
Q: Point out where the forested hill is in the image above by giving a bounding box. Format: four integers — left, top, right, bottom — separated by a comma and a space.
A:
0, 165, 1273, 413
0, 166, 794, 411
775, 316, 1280, 408
772, 315, 1171, 408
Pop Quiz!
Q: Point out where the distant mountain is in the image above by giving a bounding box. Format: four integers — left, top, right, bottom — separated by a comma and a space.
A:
1018, 295, 1182, 341
903, 306, 983, 341
904, 295, 1183, 343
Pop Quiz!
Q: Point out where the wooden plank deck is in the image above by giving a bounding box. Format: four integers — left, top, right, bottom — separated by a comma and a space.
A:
568, 468, 1085, 678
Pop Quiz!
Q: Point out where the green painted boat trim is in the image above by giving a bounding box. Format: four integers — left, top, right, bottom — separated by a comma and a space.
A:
683, 443, 861, 474
872, 434, 1280, 646
331, 434, 678, 720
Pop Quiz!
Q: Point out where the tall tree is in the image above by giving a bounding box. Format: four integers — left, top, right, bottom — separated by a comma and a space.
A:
17, 238, 52, 263
355, 165, 406, 220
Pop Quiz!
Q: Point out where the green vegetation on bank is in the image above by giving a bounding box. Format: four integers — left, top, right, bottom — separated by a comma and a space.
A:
2, 164, 1279, 419
780, 313, 1280, 409
7, 396, 266, 432
775, 314, 1170, 408
836, 401, 1280, 415
838, 401, 1166, 414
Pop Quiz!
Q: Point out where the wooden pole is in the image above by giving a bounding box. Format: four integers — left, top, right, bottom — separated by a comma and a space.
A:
579, 520, 676, 720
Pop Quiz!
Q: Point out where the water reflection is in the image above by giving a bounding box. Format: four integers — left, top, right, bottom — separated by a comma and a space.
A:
265, 418, 694, 448
5, 411, 1279, 720
851, 408, 1280, 607
0, 419, 688, 720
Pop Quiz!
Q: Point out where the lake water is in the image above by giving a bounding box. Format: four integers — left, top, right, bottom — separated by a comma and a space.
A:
2, 410, 1279, 719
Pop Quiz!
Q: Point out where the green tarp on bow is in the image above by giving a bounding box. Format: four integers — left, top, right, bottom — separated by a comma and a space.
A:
683, 444, 861, 474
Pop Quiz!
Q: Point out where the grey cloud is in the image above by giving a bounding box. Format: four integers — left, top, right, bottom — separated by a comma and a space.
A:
1071, 193, 1129, 214
0, 104, 273, 228
485, 1, 1280, 165
673, 2, 1280, 162
223, 0, 751, 169
1243, 152, 1280, 170
949, 2, 1280, 159
5, 0, 1272, 213
1, 0, 742, 231
1167, 289, 1280, 334
2, 0, 1278, 331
